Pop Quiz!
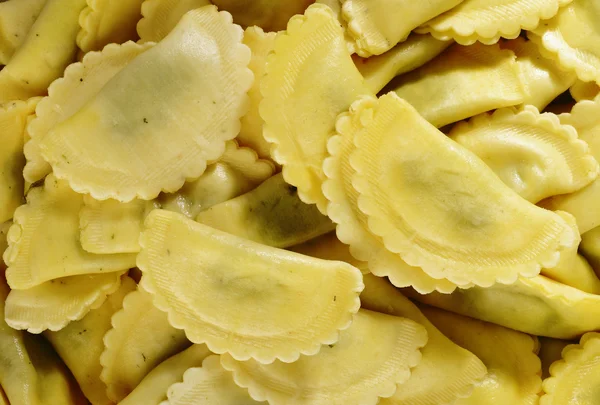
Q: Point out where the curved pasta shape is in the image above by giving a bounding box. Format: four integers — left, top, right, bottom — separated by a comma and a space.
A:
38, 6, 253, 202
341, 0, 462, 57
222, 309, 426, 405
539, 337, 570, 379
211, 0, 314, 31
350, 93, 574, 287
354, 34, 453, 94
580, 225, 600, 272
541, 332, 600, 404
137, 0, 211, 43
197, 174, 335, 248
449, 106, 598, 203
3, 175, 136, 289
501, 37, 576, 110
44, 276, 136, 405
361, 275, 487, 405
0, 0, 46, 64
100, 286, 190, 402
0, 98, 39, 223
211, 139, 276, 185
138, 209, 363, 363
261, 3, 370, 215
119, 344, 212, 405
160, 355, 262, 405
77, 0, 144, 53
4, 271, 125, 334
316, 0, 358, 54
392, 42, 526, 128
24, 40, 154, 186
418, 0, 571, 46
530, 0, 600, 84
570, 80, 600, 102
0, 0, 86, 103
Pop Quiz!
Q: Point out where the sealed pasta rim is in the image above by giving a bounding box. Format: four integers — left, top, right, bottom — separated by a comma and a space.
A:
416, 27, 521, 46
213, 139, 276, 184
559, 97, 600, 129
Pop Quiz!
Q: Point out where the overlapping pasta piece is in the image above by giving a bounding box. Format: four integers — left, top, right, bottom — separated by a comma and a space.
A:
360, 275, 487, 405
541, 332, 600, 404
222, 308, 426, 405
138, 209, 363, 363
0, 0, 47, 65
421, 306, 542, 405
261, 3, 370, 214
340, 0, 463, 56
211, 0, 313, 31
570, 80, 600, 102
77, 0, 144, 53
3, 174, 136, 289
538, 337, 571, 378
100, 286, 190, 402
44, 276, 136, 405
119, 344, 212, 405
137, 0, 211, 43
392, 42, 526, 127
418, 0, 570, 45
580, 225, 600, 273
0, 0, 86, 103
449, 106, 598, 203
531, 0, 600, 84
350, 93, 573, 287
38, 6, 253, 202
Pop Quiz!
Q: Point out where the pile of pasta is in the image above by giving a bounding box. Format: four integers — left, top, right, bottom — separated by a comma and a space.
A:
2, 0, 600, 404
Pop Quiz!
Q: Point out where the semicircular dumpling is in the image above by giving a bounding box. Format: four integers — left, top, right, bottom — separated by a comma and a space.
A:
38, 6, 253, 202
0, 0, 46, 65
350, 92, 574, 287
541, 332, 600, 405
137, 209, 363, 363
261, 3, 370, 214
137, 0, 211, 43
417, 0, 570, 45
221, 308, 427, 405
449, 106, 598, 203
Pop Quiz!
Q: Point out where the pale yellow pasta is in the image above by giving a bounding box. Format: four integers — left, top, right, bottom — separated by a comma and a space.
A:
3, 174, 136, 289
316, 0, 357, 54
538, 337, 571, 379
541, 332, 600, 404
44, 276, 136, 405
211, 0, 313, 31
421, 306, 542, 405
261, 3, 370, 215
350, 93, 573, 287
0, 0, 47, 65
570, 80, 600, 101
138, 209, 363, 363
38, 6, 252, 202
100, 286, 190, 402
580, 225, 600, 274
392, 42, 526, 127
137, 0, 211, 43
119, 344, 212, 405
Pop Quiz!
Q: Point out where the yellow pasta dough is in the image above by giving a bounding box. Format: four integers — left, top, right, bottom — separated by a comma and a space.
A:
38, 6, 253, 202
580, 225, 600, 274
570, 80, 600, 102
538, 337, 571, 378
211, 0, 314, 32
137, 0, 211, 43
0, 0, 47, 65
138, 209, 363, 363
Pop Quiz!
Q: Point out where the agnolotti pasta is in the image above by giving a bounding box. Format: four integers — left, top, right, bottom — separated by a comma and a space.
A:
137, 209, 363, 363
0, 0, 47, 65
38, 6, 253, 202
137, 0, 211, 43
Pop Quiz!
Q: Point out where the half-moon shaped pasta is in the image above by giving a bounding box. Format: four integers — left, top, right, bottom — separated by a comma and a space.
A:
539, 337, 571, 379
221, 308, 426, 405
350, 93, 573, 287
4, 271, 125, 334
501, 37, 576, 110
160, 355, 263, 405
530, 0, 600, 84
360, 275, 487, 405
0, 97, 39, 223
0, 0, 86, 103
354, 34, 453, 94
418, 0, 570, 46
38, 6, 253, 202
3, 175, 136, 289
0, 0, 47, 65
77, 0, 144, 53
137, 0, 211, 43
421, 306, 542, 405
119, 344, 212, 405
449, 106, 598, 203
24, 40, 154, 186
100, 286, 190, 402
404, 274, 600, 338
44, 276, 136, 405
137, 209, 363, 363
541, 332, 600, 404
196, 173, 335, 248
341, 0, 463, 57
570, 80, 600, 102
211, 0, 313, 32
261, 3, 370, 214
392, 42, 526, 128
